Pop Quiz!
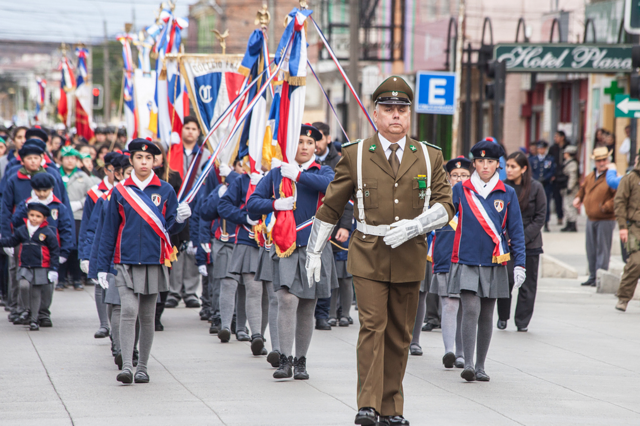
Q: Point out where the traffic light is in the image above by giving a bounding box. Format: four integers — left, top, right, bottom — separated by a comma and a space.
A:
92, 84, 103, 109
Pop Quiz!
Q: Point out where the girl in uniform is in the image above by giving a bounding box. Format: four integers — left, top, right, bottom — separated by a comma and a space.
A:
448, 140, 526, 382
247, 124, 336, 380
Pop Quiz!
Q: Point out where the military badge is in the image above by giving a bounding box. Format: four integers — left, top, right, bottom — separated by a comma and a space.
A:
409, 145, 417, 152
51, 209, 58, 220
494, 200, 504, 212
151, 194, 161, 206
419, 190, 426, 200
369, 145, 376, 152
39, 233, 46, 241
392, 91, 398, 96
414, 175, 428, 189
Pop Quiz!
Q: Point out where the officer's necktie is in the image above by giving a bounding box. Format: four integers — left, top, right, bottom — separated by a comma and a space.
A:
388, 143, 400, 177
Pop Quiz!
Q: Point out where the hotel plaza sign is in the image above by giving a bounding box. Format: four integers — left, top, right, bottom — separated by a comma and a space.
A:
494, 44, 634, 73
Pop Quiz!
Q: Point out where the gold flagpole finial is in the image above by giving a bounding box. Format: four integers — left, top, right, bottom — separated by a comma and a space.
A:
299, 0, 308, 9
255, 3, 271, 29
60, 43, 67, 55
211, 29, 230, 55
124, 23, 133, 34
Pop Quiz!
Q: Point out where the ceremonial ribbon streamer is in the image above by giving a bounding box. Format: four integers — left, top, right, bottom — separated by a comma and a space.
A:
307, 60, 349, 142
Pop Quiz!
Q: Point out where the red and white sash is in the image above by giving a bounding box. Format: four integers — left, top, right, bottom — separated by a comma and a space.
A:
463, 187, 510, 264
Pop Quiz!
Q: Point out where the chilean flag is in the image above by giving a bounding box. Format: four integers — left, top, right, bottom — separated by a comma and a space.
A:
118, 34, 137, 141
35, 78, 46, 122
166, 58, 190, 177
75, 47, 94, 141
57, 56, 75, 126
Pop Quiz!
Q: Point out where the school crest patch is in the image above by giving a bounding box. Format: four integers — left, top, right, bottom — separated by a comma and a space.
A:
494, 200, 504, 212
50, 209, 58, 220
151, 194, 161, 206
39, 233, 46, 241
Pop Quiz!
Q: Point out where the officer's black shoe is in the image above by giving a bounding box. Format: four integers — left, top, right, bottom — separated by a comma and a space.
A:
94, 327, 110, 338
117, 368, 133, 384
475, 369, 490, 382
354, 407, 380, 425
236, 329, 251, 341
497, 320, 507, 330
39, 318, 53, 328
29, 322, 39, 331
218, 327, 231, 343
421, 322, 439, 332
339, 317, 350, 327
267, 350, 281, 367
581, 280, 595, 286
327, 317, 337, 327
273, 354, 293, 379
315, 318, 331, 330
114, 351, 123, 370
134, 370, 150, 384
442, 352, 456, 368
133, 349, 139, 367
155, 319, 164, 331
250, 334, 265, 356
461, 367, 476, 382
293, 356, 309, 380
165, 298, 179, 308
185, 298, 201, 308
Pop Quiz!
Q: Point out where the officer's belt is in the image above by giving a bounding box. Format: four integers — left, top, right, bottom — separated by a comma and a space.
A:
356, 222, 391, 236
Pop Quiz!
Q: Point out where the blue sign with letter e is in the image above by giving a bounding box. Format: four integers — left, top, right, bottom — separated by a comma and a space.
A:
415, 71, 457, 115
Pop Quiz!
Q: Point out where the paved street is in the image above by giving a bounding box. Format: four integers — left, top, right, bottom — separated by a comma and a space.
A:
3, 231, 640, 426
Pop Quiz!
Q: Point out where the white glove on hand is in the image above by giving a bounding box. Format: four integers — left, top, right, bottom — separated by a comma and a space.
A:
514, 266, 526, 290
198, 265, 208, 276
59, 256, 67, 264
48, 271, 58, 284
176, 202, 192, 223
3, 247, 13, 256
246, 216, 259, 226
80, 260, 89, 274
219, 163, 232, 177
305, 252, 322, 287
280, 162, 300, 181
273, 197, 295, 211
70, 200, 83, 212
97, 272, 109, 289
250, 172, 263, 186
200, 243, 211, 254
271, 157, 282, 169
384, 219, 422, 249
186, 241, 198, 256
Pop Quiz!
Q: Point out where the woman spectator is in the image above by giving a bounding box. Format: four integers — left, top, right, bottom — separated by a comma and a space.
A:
497, 151, 546, 332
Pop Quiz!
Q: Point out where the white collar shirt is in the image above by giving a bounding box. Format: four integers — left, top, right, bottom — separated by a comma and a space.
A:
378, 133, 406, 163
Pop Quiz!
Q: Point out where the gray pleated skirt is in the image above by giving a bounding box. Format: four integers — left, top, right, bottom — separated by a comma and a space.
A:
212, 239, 235, 279
447, 263, 509, 299
335, 260, 351, 279
102, 273, 121, 305
271, 245, 337, 300
255, 246, 274, 282
227, 244, 260, 279
429, 272, 459, 298
114, 264, 169, 295
18, 267, 48, 285
420, 261, 432, 292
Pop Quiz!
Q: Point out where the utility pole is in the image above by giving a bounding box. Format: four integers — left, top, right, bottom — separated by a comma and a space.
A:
451, 0, 465, 157
103, 20, 111, 122
348, 1, 360, 138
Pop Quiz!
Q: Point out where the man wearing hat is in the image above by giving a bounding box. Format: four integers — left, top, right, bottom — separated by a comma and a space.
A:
573, 147, 616, 286
306, 76, 454, 426
529, 140, 556, 232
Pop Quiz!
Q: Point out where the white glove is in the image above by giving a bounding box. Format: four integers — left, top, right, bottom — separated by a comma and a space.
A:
3, 247, 13, 256
80, 260, 89, 274
97, 272, 109, 289
271, 157, 282, 169
514, 266, 526, 290
186, 241, 198, 256
70, 200, 83, 212
305, 251, 322, 287
383, 219, 422, 249
176, 202, 192, 223
250, 172, 263, 186
198, 265, 208, 276
246, 216, 259, 226
59, 256, 67, 264
280, 162, 300, 181
48, 271, 58, 284
219, 163, 232, 177
200, 243, 211, 253
218, 185, 228, 197
273, 197, 295, 211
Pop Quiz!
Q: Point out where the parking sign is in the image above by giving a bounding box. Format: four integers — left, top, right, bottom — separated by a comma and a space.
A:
415, 71, 458, 115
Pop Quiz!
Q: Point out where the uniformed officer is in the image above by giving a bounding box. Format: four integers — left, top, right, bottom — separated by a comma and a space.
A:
306, 76, 454, 426
529, 140, 556, 231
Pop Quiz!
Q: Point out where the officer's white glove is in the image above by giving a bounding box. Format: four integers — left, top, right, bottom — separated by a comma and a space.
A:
200, 242, 211, 253
250, 172, 263, 186
3, 247, 13, 256
219, 163, 232, 177
186, 241, 198, 256
305, 218, 335, 286
271, 157, 282, 169
514, 266, 526, 290
97, 272, 109, 289
70, 200, 83, 212
59, 256, 67, 264
384, 204, 449, 249
80, 260, 89, 274
175, 202, 192, 223
273, 197, 295, 211
280, 162, 300, 181
48, 271, 58, 284
198, 265, 208, 276
305, 252, 322, 287
246, 216, 259, 226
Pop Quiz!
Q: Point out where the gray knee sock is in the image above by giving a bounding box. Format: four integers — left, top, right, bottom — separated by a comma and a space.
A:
455, 304, 464, 358
243, 273, 264, 336
475, 298, 496, 371
276, 289, 299, 357
460, 292, 481, 369
110, 305, 121, 352
136, 294, 157, 374
95, 284, 109, 329
236, 283, 247, 332
261, 283, 269, 336
294, 298, 317, 358
117, 286, 139, 371
30, 285, 42, 324
329, 288, 338, 318
266, 283, 279, 351
219, 278, 238, 330
210, 274, 220, 317
440, 296, 460, 354
411, 291, 428, 345
339, 277, 353, 318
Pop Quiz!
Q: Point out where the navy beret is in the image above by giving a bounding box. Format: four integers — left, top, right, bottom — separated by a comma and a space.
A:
470, 140, 505, 161
128, 138, 161, 156
300, 124, 323, 142
445, 156, 472, 173
30, 173, 55, 190
25, 127, 49, 143
117, 155, 132, 170
103, 152, 121, 167
27, 202, 50, 218
19, 143, 44, 158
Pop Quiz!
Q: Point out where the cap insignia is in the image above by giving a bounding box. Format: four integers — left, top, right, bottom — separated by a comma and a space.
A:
306, 130, 311, 137
456, 161, 461, 168
369, 145, 376, 152
392, 91, 398, 96
409, 145, 417, 152
481, 150, 485, 157
142, 144, 147, 151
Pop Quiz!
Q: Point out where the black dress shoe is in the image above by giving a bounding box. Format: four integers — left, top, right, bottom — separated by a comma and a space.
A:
348, 316, 353, 324
165, 298, 179, 308
218, 327, 231, 343
185, 298, 201, 308
454, 358, 465, 369
29, 322, 39, 331
199, 309, 210, 320
261, 347, 268, 355
497, 320, 507, 330
134, 370, 150, 383
8, 312, 18, 322
236, 329, 251, 341
293, 356, 309, 380
517, 327, 528, 332
267, 350, 281, 367
155, 319, 164, 331
581, 280, 595, 286
273, 354, 293, 379
94, 327, 110, 338
117, 368, 133, 384
409, 343, 422, 356
461, 367, 476, 382
39, 318, 53, 328
315, 318, 331, 330
14, 312, 29, 325
327, 317, 337, 327
382, 415, 410, 426
355, 407, 380, 425
442, 352, 456, 368
339, 317, 350, 327
250, 334, 265, 356
209, 318, 221, 334
475, 369, 490, 382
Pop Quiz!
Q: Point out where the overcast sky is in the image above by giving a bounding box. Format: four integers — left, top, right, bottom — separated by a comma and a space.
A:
0, 0, 190, 43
